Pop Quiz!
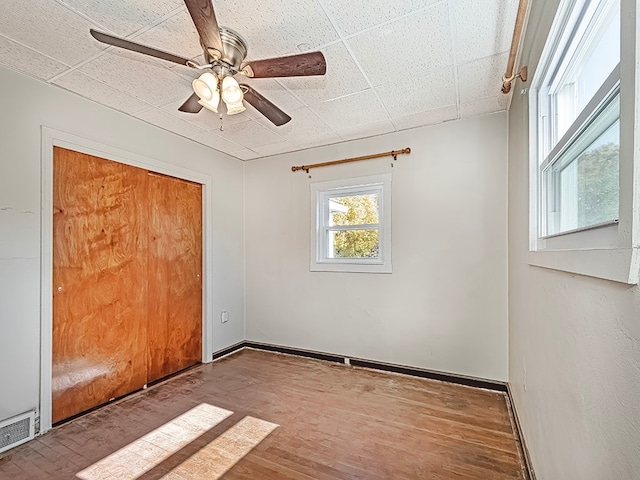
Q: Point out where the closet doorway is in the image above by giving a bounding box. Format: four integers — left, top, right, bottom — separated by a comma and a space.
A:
52, 147, 202, 423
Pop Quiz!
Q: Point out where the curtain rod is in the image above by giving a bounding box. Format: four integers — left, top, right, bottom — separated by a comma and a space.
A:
501, 0, 529, 94
291, 147, 411, 173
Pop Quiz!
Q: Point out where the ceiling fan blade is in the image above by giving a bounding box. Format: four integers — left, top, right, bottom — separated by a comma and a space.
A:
184, 0, 224, 60
241, 85, 291, 126
241, 52, 326, 78
178, 93, 204, 113
90, 29, 192, 66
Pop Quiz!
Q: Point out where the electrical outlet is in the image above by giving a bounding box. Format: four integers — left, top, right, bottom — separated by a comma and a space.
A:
221, 311, 229, 324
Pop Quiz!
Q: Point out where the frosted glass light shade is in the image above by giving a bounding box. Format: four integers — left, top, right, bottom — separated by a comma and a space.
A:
198, 94, 220, 113
221, 76, 245, 114
192, 72, 218, 102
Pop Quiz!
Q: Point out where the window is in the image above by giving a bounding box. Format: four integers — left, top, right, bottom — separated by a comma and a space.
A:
535, 0, 620, 238
310, 174, 391, 273
527, 0, 640, 284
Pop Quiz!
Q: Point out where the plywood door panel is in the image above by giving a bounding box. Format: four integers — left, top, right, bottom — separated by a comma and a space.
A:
146, 172, 202, 383
52, 147, 149, 423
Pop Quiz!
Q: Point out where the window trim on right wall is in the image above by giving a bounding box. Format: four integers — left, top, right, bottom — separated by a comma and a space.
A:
527, 0, 640, 284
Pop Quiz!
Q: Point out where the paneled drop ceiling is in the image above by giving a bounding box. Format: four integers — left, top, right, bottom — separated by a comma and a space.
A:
0, 0, 519, 160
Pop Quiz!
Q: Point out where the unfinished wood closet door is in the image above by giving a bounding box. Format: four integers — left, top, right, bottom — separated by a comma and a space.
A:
146, 173, 202, 383
52, 147, 149, 424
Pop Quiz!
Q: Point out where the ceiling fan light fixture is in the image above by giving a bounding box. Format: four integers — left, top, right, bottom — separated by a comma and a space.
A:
197, 96, 220, 113
221, 76, 243, 103
221, 75, 245, 115
225, 102, 246, 115
192, 72, 218, 102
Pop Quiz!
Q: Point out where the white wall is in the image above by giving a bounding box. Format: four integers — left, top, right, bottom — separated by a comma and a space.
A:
0, 66, 245, 423
245, 113, 509, 381
508, 1, 640, 478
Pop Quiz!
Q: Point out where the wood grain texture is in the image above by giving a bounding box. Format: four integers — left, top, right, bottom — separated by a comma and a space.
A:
2, 350, 528, 479
244, 51, 326, 78
184, 0, 223, 54
146, 173, 202, 383
89, 29, 191, 66
178, 92, 204, 113
241, 85, 291, 126
52, 147, 149, 424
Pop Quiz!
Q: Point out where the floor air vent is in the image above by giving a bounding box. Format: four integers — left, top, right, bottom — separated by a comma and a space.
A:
0, 411, 35, 454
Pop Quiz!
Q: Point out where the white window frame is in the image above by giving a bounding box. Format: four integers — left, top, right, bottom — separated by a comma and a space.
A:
528, 0, 640, 284
310, 174, 392, 273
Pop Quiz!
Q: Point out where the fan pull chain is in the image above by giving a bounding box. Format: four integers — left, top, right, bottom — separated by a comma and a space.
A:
219, 113, 224, 132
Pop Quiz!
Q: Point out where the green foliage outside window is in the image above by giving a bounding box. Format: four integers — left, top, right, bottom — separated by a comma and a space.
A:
577, 141, 619, 227
331, 194, 379, 258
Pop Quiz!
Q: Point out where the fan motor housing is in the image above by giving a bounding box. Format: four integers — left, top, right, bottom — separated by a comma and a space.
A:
217, 27, 248, 69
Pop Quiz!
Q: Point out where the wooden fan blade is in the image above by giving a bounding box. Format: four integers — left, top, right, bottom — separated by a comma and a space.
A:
242, 52, 326, 78
178, 93, 203, 113
184, 0, 224, 59
241, 85, 291, 126
90, 29, 191, 66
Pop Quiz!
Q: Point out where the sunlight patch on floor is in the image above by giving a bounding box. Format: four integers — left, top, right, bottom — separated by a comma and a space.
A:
76, 403, 233, 480
163, 416, 278, 479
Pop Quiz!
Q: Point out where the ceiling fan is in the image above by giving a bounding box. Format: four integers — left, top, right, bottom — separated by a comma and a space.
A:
89, 0, 327, 126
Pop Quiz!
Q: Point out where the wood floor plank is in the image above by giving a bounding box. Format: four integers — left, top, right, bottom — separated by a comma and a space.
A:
0, 349, 527, 479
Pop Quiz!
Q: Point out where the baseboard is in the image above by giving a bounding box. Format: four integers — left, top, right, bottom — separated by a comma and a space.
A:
211, 340, 247, 360
506, 384, 537, 480
213, 340, 507, 393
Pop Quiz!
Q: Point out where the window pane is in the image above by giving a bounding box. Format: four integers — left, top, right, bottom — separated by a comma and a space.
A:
546, 118, 619, 235
330, 194, 379, 226
546, 0, 619, 150
327, 229, 379, 259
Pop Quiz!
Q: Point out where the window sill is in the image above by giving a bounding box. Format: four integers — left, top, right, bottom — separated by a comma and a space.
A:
527, 247, 640, 284
310, 261, 392, 274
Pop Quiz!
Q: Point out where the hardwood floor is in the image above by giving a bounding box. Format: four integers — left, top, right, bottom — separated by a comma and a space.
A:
0, 349, 527, 479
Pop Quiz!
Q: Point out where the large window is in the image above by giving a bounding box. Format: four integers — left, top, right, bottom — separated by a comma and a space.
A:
310, 174, 391, 273
528, 0, 640, 284
534, 0, 620, 238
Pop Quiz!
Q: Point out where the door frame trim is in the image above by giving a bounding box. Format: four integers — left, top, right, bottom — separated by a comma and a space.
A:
40, 127, 214, 433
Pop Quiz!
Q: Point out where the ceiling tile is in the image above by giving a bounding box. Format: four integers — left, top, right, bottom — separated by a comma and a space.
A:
251, 141, 300, 157
242, 78, 306, 115
79, 49, 193, 105
281, 42, 369, 105
256, 107, 334, 144
311, 89, 389, 131
232, 148, 263, 160
295, 132, 342, 150
191, 130, 245, 153
216, 119, 286, 148
348, 3, 453, 87
133, 8, 203, 61
452, 0, 519, 64
157, 95, 252, 132
58, 0, 184, 38
134, 107, 208, 139
0, 0, 105, 66
459, 95, 509, 118
392, 105, 458, 131
322, 0, 439, 36
457, 52, 508, 104
0, 35, 69, 81
53, 70, 151, 114
210, 0, 339, 59
376, 66, 456, 117
165, 105, 221, 132
336, 119, 396, 142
